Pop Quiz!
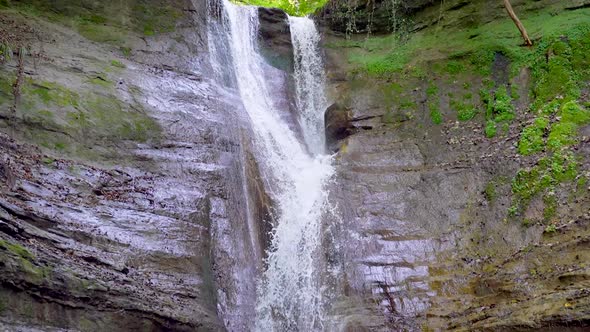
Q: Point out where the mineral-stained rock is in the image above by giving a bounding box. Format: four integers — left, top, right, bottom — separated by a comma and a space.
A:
324, 102, 356, 152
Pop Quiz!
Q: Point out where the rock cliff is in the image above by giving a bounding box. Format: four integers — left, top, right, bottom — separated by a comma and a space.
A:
320, 0, 590, 330
0, 0, 293, 330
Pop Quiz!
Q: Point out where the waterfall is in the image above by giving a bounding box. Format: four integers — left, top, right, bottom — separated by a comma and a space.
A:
290, 17, 329, 156
208, 1, 334, 330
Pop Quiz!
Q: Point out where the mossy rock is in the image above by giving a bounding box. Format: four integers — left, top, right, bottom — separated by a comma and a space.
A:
1, 0, 186, 41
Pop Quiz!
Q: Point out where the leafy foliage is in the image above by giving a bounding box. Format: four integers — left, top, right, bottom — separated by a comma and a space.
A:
234, 0, 328, 16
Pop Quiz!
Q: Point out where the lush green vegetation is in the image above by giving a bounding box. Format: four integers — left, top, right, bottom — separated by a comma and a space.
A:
518, 117, 549, 155
331, 6, 590, 225
234, 0, 328, 16
479, 85, 515, 138
511, 151, 578, 221
337, 8, 590, 79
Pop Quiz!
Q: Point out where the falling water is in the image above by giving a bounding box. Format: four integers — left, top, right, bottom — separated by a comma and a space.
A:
208, 0, 334, 331
290, 17, 329, 156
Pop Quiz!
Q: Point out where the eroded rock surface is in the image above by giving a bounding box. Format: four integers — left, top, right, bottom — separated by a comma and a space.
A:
320, 1, 590, 330
0, 0, 276, 330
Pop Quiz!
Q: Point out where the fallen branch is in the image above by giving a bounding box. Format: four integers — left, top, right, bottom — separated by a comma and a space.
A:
503, 0, 533, 46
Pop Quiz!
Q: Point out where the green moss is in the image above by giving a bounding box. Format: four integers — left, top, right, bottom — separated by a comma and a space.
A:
26, 81, 80, 108
426, 83, 442, 124
485, 121, 497, 138
110, 60, 126, 69
81, 14, 107, 24
1, 0, 185, 41
426, 83, 438, 97
77, 22, 124, 44
444, 60, 465, 75
542, 192, 557, 220
133, 3, 182, 36
235, 0, 327, 16
532, 47, 579, 109
0, 73, 14, 107
84, 95, 160, 142
492, 86, 514, 117
479, 85, 515, 138
344, 7, 590, 83
120, 47, 132, 57
429, 105, 442, 125
42, 157, 55, 165
540, 100, 562, 116
484, 181, 497, 202
381, 112, 395, 124
511, 151, 578, 216
400, 99, 417, 111
54, 142, 67, 151
560, 101, 590, 124
547, 122, 578, 151
547, 102, 590, 150
451, 99, 478, 122
0, 239, 34, 260
88, 74, 113, 88
544, 224, 557, 233
15, 78, 159, 153
518, 117, 549, 156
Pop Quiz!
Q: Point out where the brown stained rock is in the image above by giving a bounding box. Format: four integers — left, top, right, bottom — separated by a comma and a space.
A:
324, 102, 357, 152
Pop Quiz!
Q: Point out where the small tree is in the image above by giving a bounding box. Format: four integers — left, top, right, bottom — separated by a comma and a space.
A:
503, 0, 532, 46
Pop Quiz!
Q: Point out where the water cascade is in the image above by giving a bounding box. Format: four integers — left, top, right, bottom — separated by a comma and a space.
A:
290, 16, 329, 155
208, 0, 334, 330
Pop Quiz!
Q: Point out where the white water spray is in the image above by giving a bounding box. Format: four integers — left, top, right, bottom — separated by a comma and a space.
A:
290, 16, 329, 156
210, 1, 334, 331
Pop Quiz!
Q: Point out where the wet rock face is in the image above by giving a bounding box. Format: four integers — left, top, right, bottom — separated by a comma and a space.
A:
258, 7, 294, 72
318, 0, 435, 34
0, 0, 267, 330
319, 0, 590, 34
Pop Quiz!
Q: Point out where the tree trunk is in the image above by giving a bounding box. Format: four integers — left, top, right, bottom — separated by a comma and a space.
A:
503, 0, 533, 46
